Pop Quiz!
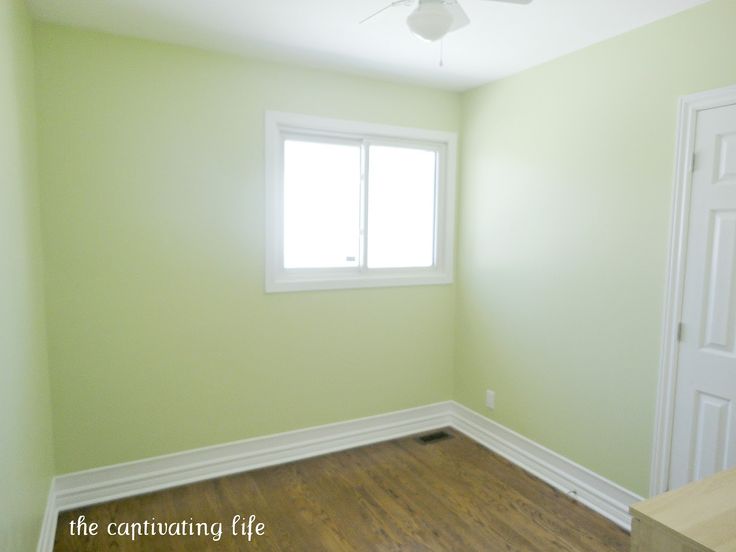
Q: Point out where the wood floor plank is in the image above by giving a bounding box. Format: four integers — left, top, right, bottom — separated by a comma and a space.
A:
54, 430, 630, 551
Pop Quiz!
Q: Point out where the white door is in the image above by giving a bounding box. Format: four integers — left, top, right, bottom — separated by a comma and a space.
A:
669, 102, 736, 490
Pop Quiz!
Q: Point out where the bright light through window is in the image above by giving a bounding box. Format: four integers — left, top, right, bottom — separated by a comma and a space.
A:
283, 139, 361, 269
266, 112, 456, 293
367, 145, 436, 269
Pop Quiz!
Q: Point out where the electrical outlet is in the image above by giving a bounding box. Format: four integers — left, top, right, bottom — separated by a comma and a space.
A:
485, 389, 495, 410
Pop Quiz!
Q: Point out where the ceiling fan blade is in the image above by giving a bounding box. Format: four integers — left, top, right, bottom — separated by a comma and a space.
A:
359, 0, 413, 24
479, 0, 533, 3
445, 1, 470, 32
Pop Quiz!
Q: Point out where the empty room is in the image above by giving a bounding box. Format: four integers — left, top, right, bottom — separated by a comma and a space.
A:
2, 0, 736, 550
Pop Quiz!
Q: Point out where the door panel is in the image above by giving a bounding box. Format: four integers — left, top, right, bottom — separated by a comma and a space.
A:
715, 133, 736, 183
691, 391, 730, 480
702, 210, 736, 354
669, 103, 736, 490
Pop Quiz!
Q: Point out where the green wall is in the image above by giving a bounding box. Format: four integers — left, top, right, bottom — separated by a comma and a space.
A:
27, 0, 736, 501
0, 1, 55, 550
456, 0, 736, 496
34, 24, 459, 474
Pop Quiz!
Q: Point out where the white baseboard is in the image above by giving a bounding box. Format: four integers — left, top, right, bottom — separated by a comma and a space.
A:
53, 402, 452, 512
39, 400, 641, 551
448, 402, 643, 530
36, 479, 58, 552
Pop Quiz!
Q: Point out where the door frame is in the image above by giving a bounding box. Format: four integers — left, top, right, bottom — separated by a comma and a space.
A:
650, 84, 736, 497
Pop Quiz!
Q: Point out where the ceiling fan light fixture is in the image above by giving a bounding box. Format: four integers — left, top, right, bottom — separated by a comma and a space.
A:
406, 0, 454, 42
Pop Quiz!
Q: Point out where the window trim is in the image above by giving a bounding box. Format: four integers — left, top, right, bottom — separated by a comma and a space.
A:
265, 111, 456, 293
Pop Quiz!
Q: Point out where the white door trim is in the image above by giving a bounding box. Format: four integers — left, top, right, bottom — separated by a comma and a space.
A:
650, 84, 736, 497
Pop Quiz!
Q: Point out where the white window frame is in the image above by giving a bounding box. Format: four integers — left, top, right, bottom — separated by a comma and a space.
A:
265, 111, 456, 293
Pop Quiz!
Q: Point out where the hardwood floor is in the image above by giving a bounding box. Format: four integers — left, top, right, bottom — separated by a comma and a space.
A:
54, 429, 630, 551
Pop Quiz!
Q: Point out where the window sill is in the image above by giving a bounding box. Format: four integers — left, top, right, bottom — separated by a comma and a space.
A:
265, 269, 453, 293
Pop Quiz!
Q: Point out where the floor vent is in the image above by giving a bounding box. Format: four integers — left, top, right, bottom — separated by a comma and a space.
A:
416, 430, 453, 445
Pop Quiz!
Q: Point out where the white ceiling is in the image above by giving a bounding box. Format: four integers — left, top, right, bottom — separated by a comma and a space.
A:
27, 0, 711, 90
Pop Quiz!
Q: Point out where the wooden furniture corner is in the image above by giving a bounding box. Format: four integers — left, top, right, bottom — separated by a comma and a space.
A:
630, 467, 736, 552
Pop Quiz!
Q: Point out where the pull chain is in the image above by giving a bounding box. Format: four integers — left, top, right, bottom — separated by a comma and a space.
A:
439, 39, 444, 67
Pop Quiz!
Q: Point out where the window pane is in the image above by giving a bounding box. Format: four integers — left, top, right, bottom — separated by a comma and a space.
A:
367, 145, 437, 269
283, 139, 361, 269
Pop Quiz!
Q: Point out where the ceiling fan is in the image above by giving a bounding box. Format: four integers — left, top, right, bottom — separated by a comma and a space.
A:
361, 0, 533, 43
